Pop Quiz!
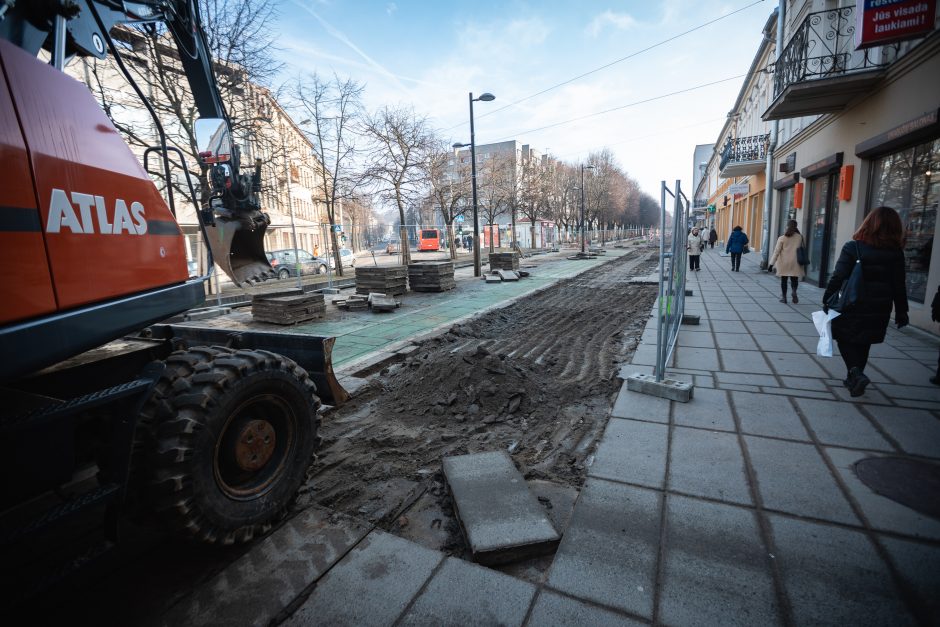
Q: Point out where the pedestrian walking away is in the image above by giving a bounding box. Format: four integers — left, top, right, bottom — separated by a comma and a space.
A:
708, 227, 717, 249
822, 207, 908, 397
931, 284, 940, 386
769, 219, 805, 303
725, 226, 749, 271
687, 227, 704, 271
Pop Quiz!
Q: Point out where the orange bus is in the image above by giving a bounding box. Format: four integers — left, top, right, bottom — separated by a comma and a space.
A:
418, 228, 442, 251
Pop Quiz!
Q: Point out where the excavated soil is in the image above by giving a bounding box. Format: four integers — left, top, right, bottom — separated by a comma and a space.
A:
302, 250, 658, 555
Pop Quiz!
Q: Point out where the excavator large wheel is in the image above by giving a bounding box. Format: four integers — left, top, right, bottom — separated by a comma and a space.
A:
141, 346, 321, 544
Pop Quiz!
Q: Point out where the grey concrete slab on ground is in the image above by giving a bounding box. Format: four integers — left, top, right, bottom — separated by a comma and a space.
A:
676, 331, 716, 348
825, 447, 940, 540
743, 435, 858, 524
286, 531, 443, 626
668, 428, 752, 504
743, 320, 786, 335
793, 398, 894, 451
611, 385, 671, 422
864, 406, 940, 458
711, 320, 750, 333
441, 451, 560, 564
546, 479, 661, 618
399, 557, 535, 626
785, 321, 821, 337
768, 514, 915, 625
660, 495, 779, 626
731, 391, 808, 440
880, 536, 940, 621
716, 371, 778, 387
870, 357, 936, 385
738, 310, 775, 322
672, 387, 735, 431
714, 332, 758, 350
159, 506, 369, 627
753, 334, 804, 353
765, 352, 828, 378
588, 418, 668, 489
877, 382, 940, 402
674, 346, 721, 371
779, 376, 829, 391
527, 591, 646, 626
718, 349, 774, 374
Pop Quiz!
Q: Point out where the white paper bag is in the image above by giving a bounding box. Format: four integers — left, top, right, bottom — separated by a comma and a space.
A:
812, 309, 840, 357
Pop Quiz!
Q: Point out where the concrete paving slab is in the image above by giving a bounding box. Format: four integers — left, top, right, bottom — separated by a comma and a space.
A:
707, 310, 742, 321
779, 376, 829, 391
744, 436, 858, 524
611, 385, 671, 422
760, 387, 835, 400
674, 346, 720, 371
718, 349, 774, 374
864, 407, 940, 458
527, 591, 646, 626
716, 372, 778, 387
714, 332, 759, 350
825, 447, 940, 541
286, 531, 443, 626
546, 480, 661, 618
711, 320, 750, 333
721, 383, 762, 393
676, 331, 716, 348
399, 557, 535, 626
793, 398, 894, 451
829, 386, 893, 405
877, 383, 940, 402
868, 344, 913, 359
743, 321, 786, 335
672, 387, 735, 431
786, 322, 821, 337
669, 428, 752, 504
870, 358, 935, 385
442, 451, 560, 565
731, 391, 809, 440
588, 418, 669, 489
880, 536, 940, 621
765, 352, 828, 378
768, 514, 914, 625
753, 334, 804, 353
737, 310, 775, 322
660, 495, 779, 626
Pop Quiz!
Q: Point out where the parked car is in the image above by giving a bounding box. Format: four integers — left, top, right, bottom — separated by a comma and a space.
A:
266, 249, 327, 279
324, 248, 356, 269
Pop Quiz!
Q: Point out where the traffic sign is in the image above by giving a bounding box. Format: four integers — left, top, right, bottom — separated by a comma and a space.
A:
455, 215, 465, 223
332, 224, 342, 232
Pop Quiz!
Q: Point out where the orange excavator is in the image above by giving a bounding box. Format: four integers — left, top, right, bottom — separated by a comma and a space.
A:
0, 0, 346, 579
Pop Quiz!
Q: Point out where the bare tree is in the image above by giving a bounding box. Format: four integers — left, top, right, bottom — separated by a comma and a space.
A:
426, 141, 470, 259
477, 154, 510, 252
361, 106, 433, 266
518, 155, 551, 251
294, 72, 364, 275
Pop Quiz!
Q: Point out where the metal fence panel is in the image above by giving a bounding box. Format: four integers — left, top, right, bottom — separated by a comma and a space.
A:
655, 180, 690, 382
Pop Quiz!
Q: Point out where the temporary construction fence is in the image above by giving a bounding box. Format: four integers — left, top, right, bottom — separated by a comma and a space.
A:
654, 180, 691, 383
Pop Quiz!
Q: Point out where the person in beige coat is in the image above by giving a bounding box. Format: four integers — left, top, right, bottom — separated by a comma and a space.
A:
687, 228, 704, 271
769, 219, 806, 303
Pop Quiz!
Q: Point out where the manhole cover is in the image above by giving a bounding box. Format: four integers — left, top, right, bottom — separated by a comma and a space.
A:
854, 457, 940, 520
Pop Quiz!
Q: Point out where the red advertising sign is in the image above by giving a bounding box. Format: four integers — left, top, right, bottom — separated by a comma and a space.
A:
856, 0, 937, 49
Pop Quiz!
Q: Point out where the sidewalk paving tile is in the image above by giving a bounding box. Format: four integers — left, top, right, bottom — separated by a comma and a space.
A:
793, 398, 894, 451
786, 322, 822, 337
753, 335, 804, 353
865, 406, 940, 458
768, 514, 914, 626
743, 321, 786, 335
879, 537, 940, 621
589, 418, 669, 489
876, 383, 940, 402
708, 310, 742, 321
399, 557, 535, 626
824, 447, 940, 541
611, 386, 671, 423
718, 349, 774, 374
868, 343, 912, 359
672, 387, 735, 431
286, 531, 443, 626
765, 352, 828, 378
674, 346, 720, 371
830, 386, 893, 405
668, 428, 751, 504
711, 320, 749, 333
676, 332, 716, 348
731, 391, 808, 440
870, 358, 936, 385
527, 591, 645, 626
546, 480, 661, 619
714, 332, 758, 351
716, 372, 778, 386
743, 436, 858, 524
738, 311, 775, 322
779, 376, 829, 392
660, 495, 779, 626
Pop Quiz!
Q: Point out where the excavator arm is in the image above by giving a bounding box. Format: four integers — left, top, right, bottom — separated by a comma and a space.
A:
0, 0, 274, 284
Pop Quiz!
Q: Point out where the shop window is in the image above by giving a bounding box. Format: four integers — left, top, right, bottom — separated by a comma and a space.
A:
869, 138, 939, 303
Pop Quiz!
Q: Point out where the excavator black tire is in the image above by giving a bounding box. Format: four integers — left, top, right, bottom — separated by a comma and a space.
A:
139, 346, 321, 544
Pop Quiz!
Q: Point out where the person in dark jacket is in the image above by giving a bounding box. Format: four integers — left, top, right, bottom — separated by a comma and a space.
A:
725, 226, 749, 271
823, 207, 909, 397
708, 228, 718, 249
931, 285, 940, 386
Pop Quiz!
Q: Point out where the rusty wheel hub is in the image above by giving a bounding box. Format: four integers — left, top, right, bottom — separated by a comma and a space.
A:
234, 419, 276, 472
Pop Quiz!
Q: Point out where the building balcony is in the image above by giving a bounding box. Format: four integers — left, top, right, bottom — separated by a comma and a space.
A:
719, 134, 769, 178
763, 6, 900, 121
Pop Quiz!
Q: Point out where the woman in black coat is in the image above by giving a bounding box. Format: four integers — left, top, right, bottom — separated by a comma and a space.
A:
823, 207, 909, 397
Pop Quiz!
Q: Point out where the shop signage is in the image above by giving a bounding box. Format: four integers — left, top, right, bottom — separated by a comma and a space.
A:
801, 152, 844, 179
855, 109, 940, 157
856, 0, 937, 50
728, 183, 750, 197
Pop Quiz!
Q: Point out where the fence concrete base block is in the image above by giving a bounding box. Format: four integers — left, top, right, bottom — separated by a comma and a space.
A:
681, 315, 700, 325
321, 287, 341, 294
685, 289, 694, 296
626, 373, 694, 402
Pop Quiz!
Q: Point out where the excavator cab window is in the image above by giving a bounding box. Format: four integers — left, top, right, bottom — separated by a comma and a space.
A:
195, 117, 232, 165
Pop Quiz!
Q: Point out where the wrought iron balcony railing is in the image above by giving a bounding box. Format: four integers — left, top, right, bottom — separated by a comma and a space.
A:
772, 6, 899, 100
719, 134, 769, 173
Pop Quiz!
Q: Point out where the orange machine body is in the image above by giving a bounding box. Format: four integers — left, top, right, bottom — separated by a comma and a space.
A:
0, 39, 188, 327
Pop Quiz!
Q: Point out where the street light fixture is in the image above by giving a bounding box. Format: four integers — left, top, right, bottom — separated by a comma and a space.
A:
580, 164, 595, 254
453, 92, 495, 277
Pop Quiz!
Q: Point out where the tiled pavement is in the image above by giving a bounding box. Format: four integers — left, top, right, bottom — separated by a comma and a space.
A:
163, 244, 940, 626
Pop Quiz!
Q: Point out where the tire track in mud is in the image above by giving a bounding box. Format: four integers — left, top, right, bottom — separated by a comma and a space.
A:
306, 249, 658, 533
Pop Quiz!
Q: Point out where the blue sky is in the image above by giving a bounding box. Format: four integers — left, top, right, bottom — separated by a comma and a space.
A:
275, 0, 775, 197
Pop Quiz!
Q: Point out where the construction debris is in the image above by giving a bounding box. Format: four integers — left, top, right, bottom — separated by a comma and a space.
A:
408, 261, 456, 292
489, 252, 519, 271
356, 265, 407, 296
497, 270, 520, 282
251, 291, 325, 325
368, 292, 400, 312
332, 292, 401, 313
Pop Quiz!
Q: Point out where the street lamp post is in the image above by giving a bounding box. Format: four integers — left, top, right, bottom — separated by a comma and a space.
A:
580, 164, 595, 254
453, 92, 495, 277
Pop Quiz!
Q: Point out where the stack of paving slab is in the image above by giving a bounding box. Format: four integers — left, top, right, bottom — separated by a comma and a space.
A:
408, 261, 455, 292
489, 252, 519, 271
251, 291, 325, 324
355, 265, 407, 296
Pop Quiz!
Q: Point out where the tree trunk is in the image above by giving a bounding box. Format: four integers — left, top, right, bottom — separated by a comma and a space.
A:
448, 222, 457, 260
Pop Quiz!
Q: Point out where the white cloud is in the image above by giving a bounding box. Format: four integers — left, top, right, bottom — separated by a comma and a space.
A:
386, 2, 397, 16
586, 10, 639, 37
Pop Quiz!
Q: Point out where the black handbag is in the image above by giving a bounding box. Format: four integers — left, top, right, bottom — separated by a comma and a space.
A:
796, 236, 809, 266
825, 241, 863, 312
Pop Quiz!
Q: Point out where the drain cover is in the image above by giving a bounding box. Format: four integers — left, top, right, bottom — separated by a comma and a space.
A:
854, 457, 940, 520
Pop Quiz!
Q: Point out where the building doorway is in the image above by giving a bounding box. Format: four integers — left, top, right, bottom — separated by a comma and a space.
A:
804, 173, 840, 285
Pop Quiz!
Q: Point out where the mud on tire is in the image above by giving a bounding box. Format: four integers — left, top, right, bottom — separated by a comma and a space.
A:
141, 347, 321, 544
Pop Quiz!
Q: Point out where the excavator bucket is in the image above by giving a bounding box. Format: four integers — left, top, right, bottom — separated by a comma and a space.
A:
203, 213, 275, 285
